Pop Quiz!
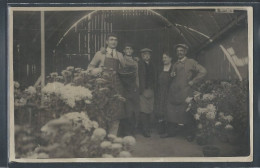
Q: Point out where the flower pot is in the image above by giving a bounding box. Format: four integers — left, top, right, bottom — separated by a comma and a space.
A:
202, 145, 220, 157
196, 136, 208, 146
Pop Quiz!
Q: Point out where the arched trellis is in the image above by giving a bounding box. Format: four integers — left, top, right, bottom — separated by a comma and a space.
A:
55, 9, 210, 49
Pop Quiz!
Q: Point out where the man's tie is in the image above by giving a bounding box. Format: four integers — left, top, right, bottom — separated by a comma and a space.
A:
111, 49, 114, 58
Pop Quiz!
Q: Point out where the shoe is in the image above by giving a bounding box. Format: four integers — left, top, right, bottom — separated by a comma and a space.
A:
143, 131, 151, 138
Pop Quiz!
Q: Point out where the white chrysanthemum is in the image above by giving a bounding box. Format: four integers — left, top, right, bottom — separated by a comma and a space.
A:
219, 112, 225, 117
99, 87, 109, 92
26, 152, 50, 159
91, 128, 106, 141
108, 134, 117, 141
111, 143, 123, 150
118, 151, 132, 157
185, 97, 193, 104
66, 66, 74, 71
215, 121, 222, 127
206, 111, 216, 120
80, 70, 89, 76
25, 86, 37, 95
113, 137, 123, 144
114, 94, 126, 102
102, 154, 114, 158
50, 72, 58, 78
75, 68, 82, 72
42, 82, 64, 95
92, 121, 99, 128
225, 124, 233, 130
14, 81, 20, 89
225, 115, 233, 122
58, 84, 92, 108
194, 114, 200, 120
56, 76, 64, 80
193, 91, 201, 101
186, 104, 192, 112
62, 112, 97, 131
123, 136, 136, 146
221, 81, 232, 88
96, 78, 108, 84
197, 108, 208, 114
100, 141, 112, 149
85, 100, 92, 104
202, 93, 215, 101
197, 124, 202, 129
17, 98, 27, 106
207, 104, 216, 113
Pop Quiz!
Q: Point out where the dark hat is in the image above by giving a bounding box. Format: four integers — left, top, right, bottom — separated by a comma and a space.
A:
123, 43, 134, 49
175, 44, 189, 50
106, 32, 118, 39
140, 48, 152, 53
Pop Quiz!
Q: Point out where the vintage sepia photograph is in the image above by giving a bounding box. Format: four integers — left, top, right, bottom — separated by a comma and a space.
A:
9, 7, 253, 162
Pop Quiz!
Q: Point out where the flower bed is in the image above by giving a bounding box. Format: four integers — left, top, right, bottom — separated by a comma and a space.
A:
14, 66, 131, 158
186, 80, 249, 144
16, 112, 135, 158
14, 66, 126, 130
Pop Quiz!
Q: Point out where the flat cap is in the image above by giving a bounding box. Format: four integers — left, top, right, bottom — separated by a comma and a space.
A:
140, 48, 152, 53
175, 44, 189, 50
123, 43, 134, 49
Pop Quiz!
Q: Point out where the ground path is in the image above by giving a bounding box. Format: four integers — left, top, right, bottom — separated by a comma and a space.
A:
132, 133, 241, 157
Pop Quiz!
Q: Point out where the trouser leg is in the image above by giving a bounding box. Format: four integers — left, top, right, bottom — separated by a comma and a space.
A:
109, 120, 120, 136
158, 120, 166, 134
140, 112, 151, 137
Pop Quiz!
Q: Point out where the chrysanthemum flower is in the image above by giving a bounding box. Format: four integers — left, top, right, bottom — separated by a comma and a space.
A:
118, 151, 132, 157
194, 114, 200, 120
91, 128, 106, 141
123, 136, 136, 146
100, 141, 112, 149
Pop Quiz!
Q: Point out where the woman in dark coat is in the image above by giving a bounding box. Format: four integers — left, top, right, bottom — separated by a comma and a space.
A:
155, 52, 174, 134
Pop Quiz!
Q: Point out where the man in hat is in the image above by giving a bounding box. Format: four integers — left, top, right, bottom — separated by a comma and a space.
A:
138, 48, 156, 138
162, 44, 207, 140
87, 33, 125, 136
117, 43, 140, 137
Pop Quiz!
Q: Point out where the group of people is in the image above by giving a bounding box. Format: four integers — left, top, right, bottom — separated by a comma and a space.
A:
87, 33, 207, 141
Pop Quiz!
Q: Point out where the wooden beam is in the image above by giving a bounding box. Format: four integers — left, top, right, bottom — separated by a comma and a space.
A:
194, 13, 247, 55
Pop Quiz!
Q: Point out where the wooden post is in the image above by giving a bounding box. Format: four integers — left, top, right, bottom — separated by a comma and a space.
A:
41, 11, 45, 105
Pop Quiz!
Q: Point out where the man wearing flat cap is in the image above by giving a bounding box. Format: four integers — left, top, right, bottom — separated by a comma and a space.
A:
138, 48, 156, 138
162, 44, 207, 140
